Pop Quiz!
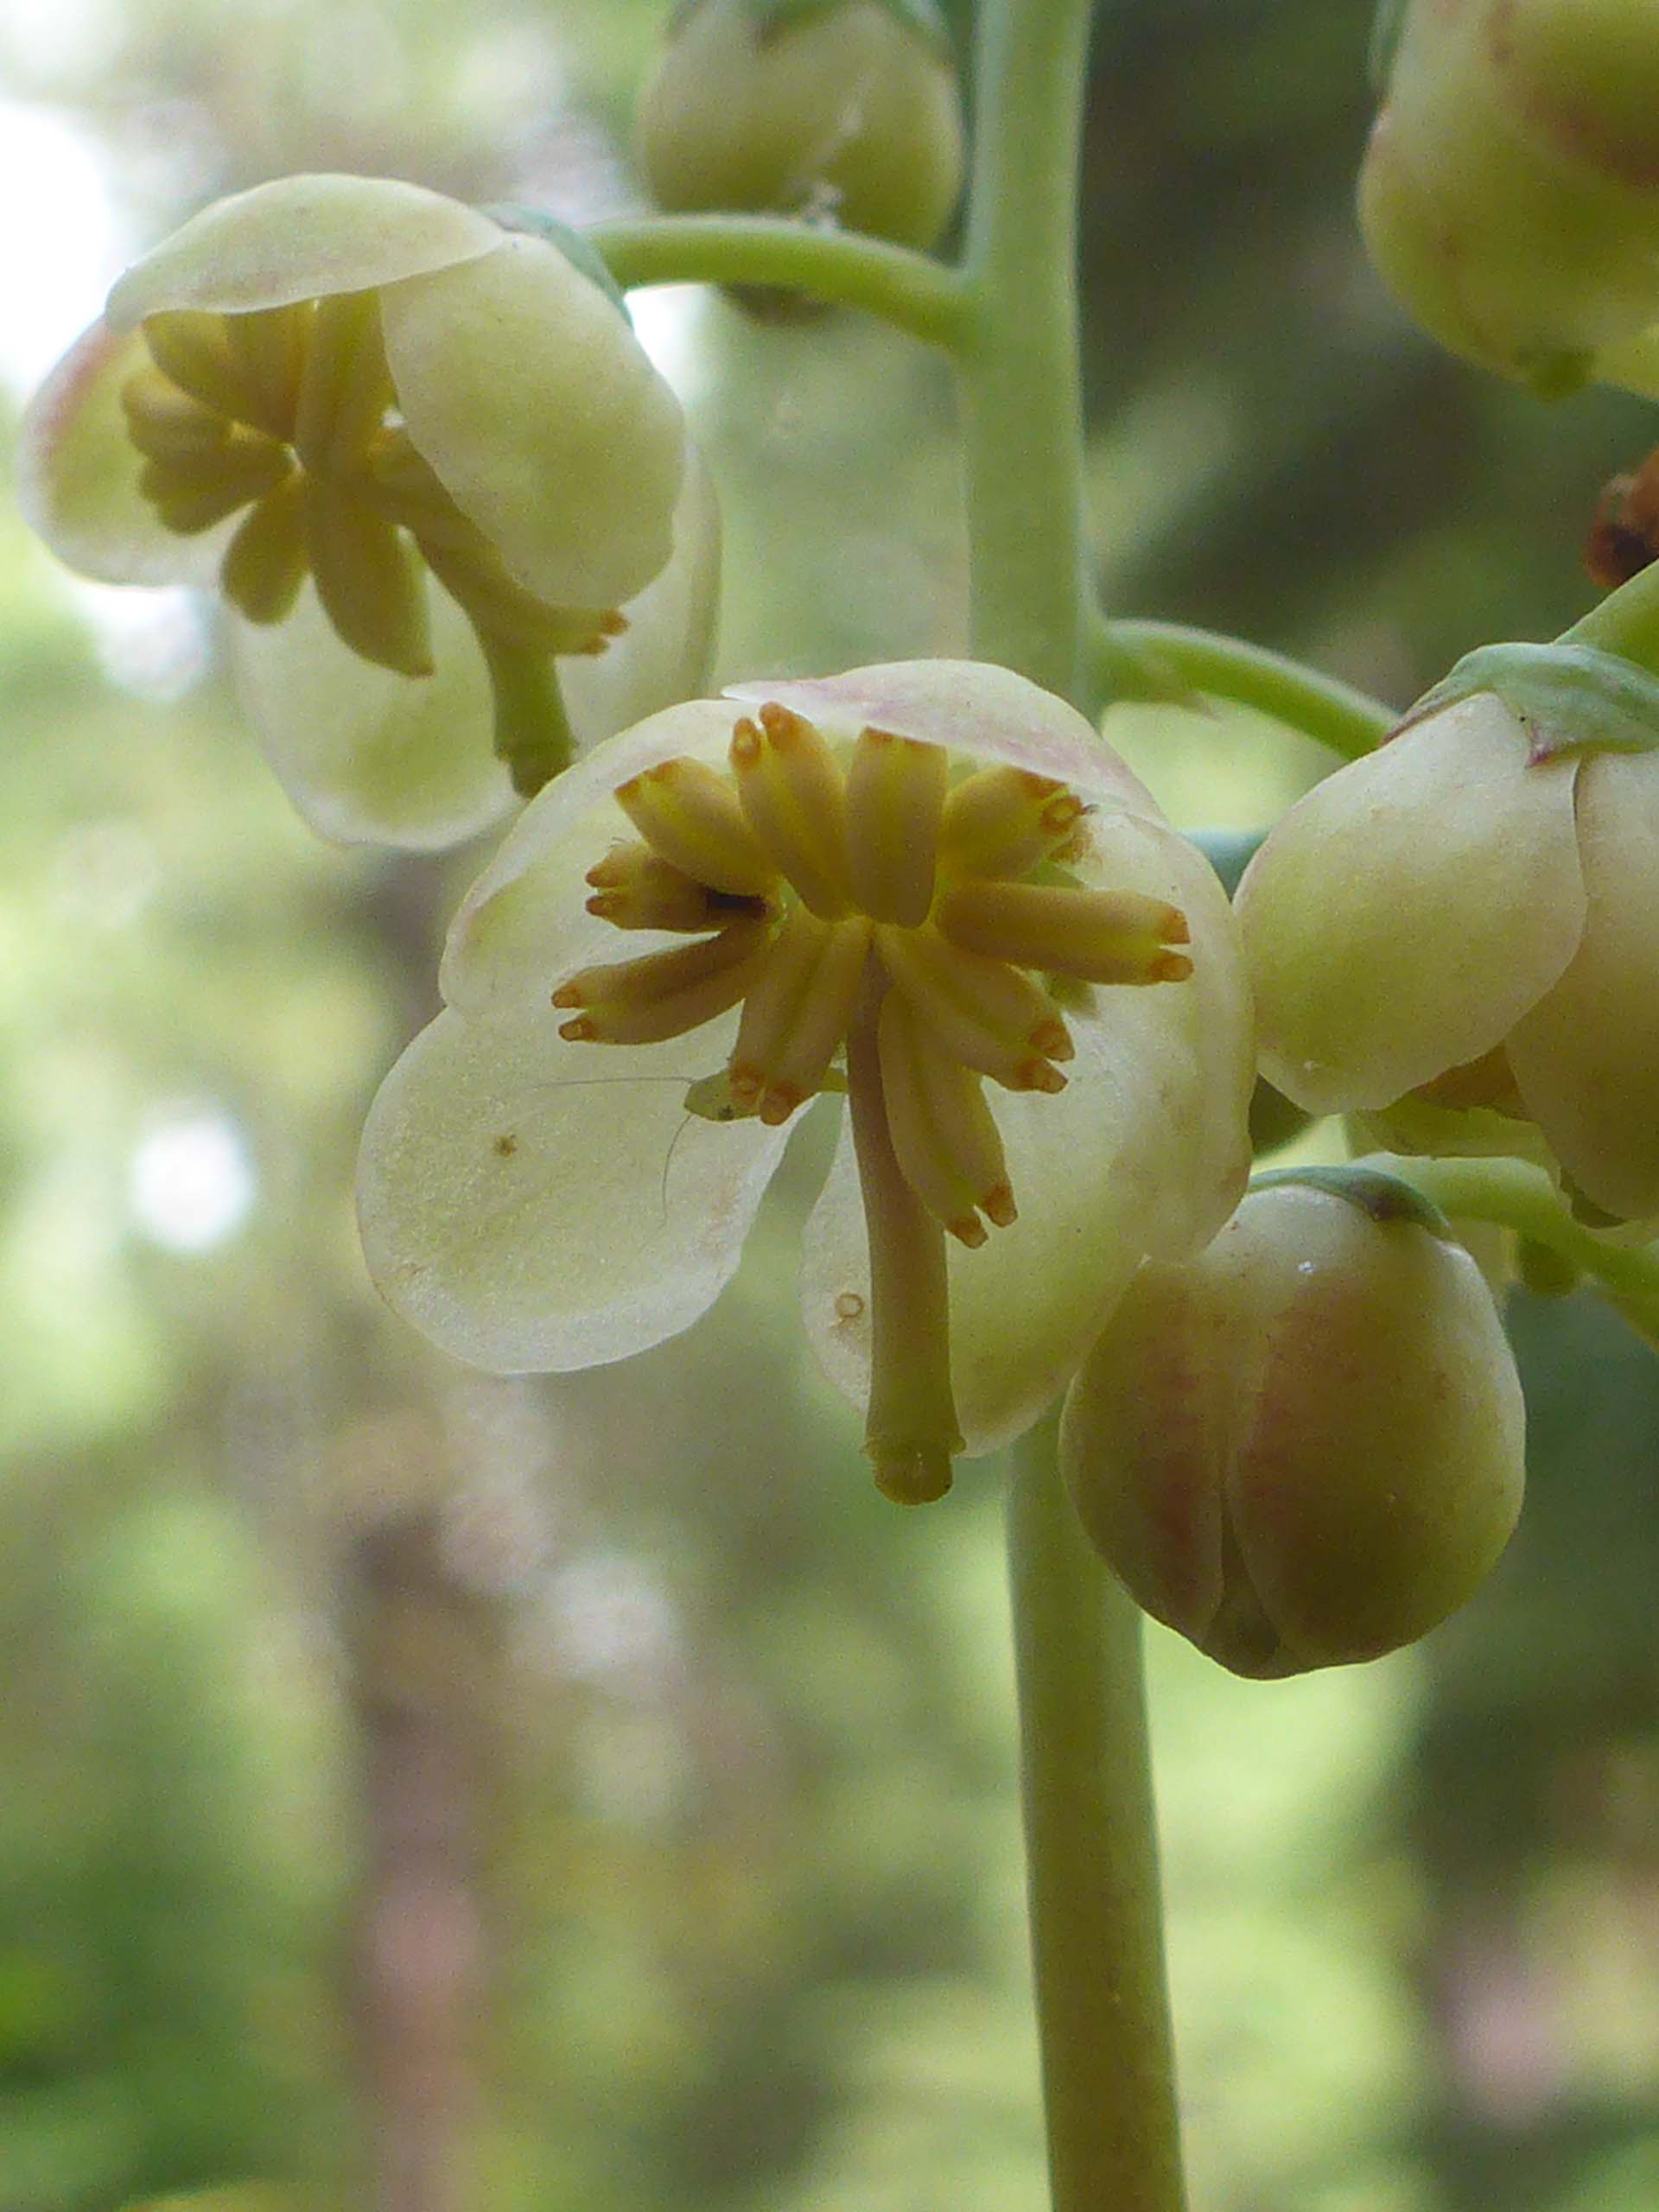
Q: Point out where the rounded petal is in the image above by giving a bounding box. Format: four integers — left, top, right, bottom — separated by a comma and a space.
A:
16, 321, 224, 585
1507, 751, 1659, 1220
437, 698, 743, 1015
231, 577, 512, 851
730, 659, 1165, 818
1238, 695, 1586, 1114
105, 175, 501, 329
803, 813, 1254, 1455
381, 236, 685, 608
560, 442, 722, 746
359, 1005, 791, 1373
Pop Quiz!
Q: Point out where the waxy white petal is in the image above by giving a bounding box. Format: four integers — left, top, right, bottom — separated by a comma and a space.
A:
1239, 694, 1586, 1115
232, 579, 512, 851
358, 1006, 791, 1373
381, 235, 684, 609
1508, 751, 1659, 1221
105, 175, 502, 328
16, 321, 226, 585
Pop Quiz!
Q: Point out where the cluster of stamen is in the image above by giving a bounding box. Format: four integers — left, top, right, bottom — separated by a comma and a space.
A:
554, 702, 1194, 1252
119, 295, 617, 791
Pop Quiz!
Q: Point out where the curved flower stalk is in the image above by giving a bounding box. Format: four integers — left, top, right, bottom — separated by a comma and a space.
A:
358, 661, 1255, 1503
1237, 690, 1659, 1224
17, 175, 705, 849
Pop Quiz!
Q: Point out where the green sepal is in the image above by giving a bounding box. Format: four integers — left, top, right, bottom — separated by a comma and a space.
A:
1402, 640, 1659, 764
1248, 1163, 1453, 1236
674, 0, 952, 57
482, 205, 635, 324
1367, 0, 1408, 97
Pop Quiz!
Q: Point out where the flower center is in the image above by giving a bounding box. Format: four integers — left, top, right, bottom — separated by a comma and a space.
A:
119, 295, 613, 793
552, 703, 1193, 1503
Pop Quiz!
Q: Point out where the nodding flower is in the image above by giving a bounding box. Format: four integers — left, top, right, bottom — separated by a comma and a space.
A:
358, 660, 1255, 1502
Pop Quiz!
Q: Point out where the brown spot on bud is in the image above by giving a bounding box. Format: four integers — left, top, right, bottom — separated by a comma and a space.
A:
1586, 448, 1659, 588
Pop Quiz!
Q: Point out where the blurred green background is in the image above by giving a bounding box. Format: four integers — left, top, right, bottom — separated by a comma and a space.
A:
3, 1, 1659, 2207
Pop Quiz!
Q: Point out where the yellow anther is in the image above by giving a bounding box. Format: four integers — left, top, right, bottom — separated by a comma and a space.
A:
221, 302, 309, 442
221, 474, 308, 625
615, 756, 777, 898
938, 764, 1084, 880
874, 922, 1071, 1091
729, 705, 852, 919
553, 919, 771, 1045
730, 907, 871, 1125
142, 309, 270, 431
877, 989, 1016, 1246
844, 726, 947, 925
583, 842, 769, 933
937, 880, 1192, 986
305, 480, 434, 678
293, 289, 393, 475
120, 370, 233, 462
139, 427, 293, 534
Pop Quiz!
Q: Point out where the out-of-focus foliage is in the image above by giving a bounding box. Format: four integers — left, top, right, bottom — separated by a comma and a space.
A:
3, 2, 1659, 2210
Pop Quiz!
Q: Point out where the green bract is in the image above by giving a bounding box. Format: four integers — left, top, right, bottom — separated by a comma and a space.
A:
357, 661, 1255, 1500
639, 0, 965, 251
1236, 689, 1659, 1224
1060, 1179, 1526, 1679
1358, 0, 1659, 395
17, 174, 707, 850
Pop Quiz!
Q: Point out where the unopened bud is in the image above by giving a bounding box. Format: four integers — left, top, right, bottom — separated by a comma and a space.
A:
1059, 1176, 1525, 1679
638, 0, 965, 253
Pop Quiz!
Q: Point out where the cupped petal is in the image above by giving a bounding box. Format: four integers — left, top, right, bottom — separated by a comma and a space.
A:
560, 442, 722, 746
437, 698, 743, 1015
804, 812, 1254, 1455
381, 236, 685, 609
729, 659, 1165, 818
105, 175, 502, 329
1507, 751, 1659, 1221
16, 321, 226, 585
231, 576, 512, 850
1237, 694, 1586, 1115
358, 1004, 791, 1373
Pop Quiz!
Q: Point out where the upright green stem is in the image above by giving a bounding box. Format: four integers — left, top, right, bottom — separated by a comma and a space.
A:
1010, 1420, 1188, 2211
957, 3, 1190, 2206
957, 0, 1094, 696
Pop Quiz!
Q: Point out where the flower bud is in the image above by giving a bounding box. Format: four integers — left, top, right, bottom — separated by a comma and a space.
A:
638, 0, 965, 251
1059, 1176, 1525, 1679
1359, 0, 1659, 395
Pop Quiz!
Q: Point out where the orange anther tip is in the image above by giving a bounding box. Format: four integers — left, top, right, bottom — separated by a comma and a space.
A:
601, 609, 628, 635
730, 718, 763, 762
1164, 908, 1192, 944
948, 1215, 989, 1249
1020, 1060, 1068, 1094
982, 1185, 1019, 1230
550, 982, 584, 1007
1029, 1019, 1073, 1060
1154, 954, 1195, 982
858, 724, 897, 747
557, 1017, 597, 1042
728, 1065, 764, 1104
615, 772, 645, 799
760, 1085, 803, 1125
583, 893, 619, 919
758, 701, 810, 744
1040, 794, 1084, 831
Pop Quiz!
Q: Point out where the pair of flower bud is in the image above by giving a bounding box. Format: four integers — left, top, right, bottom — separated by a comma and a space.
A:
21, 176, 718, 851
1062, 1172, 1526, 1680
1362, 0, 1659, 395
639, 0, 965, 252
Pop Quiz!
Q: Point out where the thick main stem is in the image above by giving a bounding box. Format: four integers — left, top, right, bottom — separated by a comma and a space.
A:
957, 2, 1190, 2206
1010, 1422, 1188, 2211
